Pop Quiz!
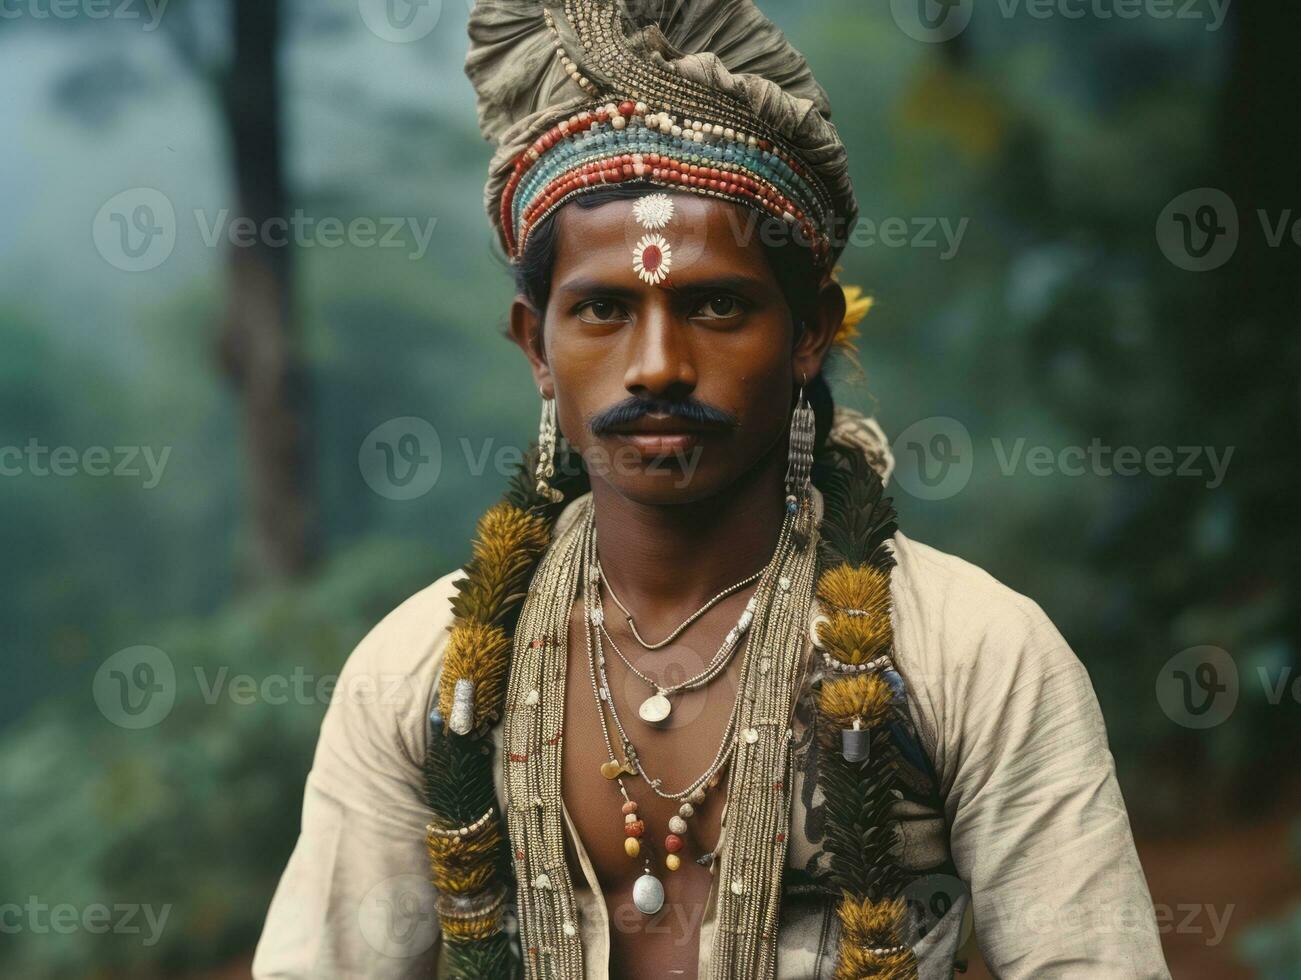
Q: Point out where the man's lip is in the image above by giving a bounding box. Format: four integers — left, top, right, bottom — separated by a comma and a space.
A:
617, 432, 703, 454
604, 415, 718, 436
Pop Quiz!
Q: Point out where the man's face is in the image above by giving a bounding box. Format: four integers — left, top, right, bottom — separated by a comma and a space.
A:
514, 193, 831, 507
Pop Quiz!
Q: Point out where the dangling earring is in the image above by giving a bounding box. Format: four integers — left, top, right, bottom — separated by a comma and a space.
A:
784, 378, 816, 515
535, 393, 566, 504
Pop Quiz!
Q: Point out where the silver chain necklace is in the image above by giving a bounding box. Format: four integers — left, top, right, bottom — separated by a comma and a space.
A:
594, 583, 756, 725
601, 567, 763, 650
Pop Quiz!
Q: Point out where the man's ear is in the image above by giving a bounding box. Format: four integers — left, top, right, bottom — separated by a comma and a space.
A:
508, 294, 555, 398
793, 279, 848, 384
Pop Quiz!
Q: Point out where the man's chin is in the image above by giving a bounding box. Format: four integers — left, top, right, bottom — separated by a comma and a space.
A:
582, 450, 720, 506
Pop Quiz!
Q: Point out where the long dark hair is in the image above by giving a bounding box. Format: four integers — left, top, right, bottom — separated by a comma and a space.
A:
511, 182, 837, 451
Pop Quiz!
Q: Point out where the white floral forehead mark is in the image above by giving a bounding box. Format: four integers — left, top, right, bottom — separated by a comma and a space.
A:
632, 194, 674, 284
632, 193, 675, 230
633, 233, 672, 286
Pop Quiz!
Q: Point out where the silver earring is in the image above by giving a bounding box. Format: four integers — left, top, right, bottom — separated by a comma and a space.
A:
784, 381, 815, 513
535, 394, 565, 504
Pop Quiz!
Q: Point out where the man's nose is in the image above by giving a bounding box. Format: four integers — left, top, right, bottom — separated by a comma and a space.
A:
622, 308, 697, 400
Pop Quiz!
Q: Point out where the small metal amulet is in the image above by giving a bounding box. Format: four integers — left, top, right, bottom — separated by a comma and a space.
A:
841, 727, 871, 763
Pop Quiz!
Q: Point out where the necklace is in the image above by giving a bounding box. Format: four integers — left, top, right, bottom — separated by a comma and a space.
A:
443, 433, 920, 979
602, 567, 763, 650
594, 582, 757, 725
581, 503, 807, 918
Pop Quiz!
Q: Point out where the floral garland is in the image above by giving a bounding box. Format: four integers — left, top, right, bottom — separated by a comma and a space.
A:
813, 442, 920, 980
422, 452, 584, 978
422, 435, 920, 978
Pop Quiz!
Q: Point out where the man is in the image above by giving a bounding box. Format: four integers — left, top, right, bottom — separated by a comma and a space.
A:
255, 1, 1170, 977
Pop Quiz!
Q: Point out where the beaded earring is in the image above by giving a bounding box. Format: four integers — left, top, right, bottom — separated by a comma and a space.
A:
535, 394, 566, 504
784, 380, 816, 513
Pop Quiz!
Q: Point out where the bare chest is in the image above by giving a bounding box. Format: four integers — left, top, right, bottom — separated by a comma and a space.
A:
559, 599, 751, 974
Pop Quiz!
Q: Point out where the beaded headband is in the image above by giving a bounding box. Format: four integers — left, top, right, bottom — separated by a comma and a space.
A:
468, 0, 858, 275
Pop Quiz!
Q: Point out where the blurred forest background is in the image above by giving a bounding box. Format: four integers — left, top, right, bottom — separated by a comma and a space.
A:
1, 0, 1298, 977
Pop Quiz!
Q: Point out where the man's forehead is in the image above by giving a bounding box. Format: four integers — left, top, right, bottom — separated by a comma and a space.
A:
551, 192, 769, 280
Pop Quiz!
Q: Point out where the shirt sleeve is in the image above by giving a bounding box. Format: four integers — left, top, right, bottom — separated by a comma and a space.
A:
252, 574, 461, 979
891, 535, 1171, 979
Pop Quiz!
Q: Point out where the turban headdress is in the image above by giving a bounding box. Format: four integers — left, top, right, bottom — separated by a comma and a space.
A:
465, 0, 858, 272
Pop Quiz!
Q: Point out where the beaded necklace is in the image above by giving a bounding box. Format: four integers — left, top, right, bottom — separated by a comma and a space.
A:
582, 504, 801, 913
421, 442, 921, 980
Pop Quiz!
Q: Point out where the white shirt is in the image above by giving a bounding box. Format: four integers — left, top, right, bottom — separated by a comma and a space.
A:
253, 524, 1170, 979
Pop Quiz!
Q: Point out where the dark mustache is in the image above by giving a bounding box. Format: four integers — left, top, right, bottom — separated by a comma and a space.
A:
587, 397, 739, 436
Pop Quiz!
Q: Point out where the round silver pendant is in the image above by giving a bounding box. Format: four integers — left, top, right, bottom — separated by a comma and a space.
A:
638, 692, 672, 725
632, 873, 665, 915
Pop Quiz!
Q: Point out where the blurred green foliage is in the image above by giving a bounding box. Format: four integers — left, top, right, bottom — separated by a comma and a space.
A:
1, 538, 437, 977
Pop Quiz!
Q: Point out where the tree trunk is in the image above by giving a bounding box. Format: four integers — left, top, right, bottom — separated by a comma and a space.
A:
217, 0, 316, 580
1211, 3, 1301, 801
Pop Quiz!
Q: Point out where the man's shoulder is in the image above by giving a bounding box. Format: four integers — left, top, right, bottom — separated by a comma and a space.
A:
341, 568, 464, 682
888, 530, 1072, 673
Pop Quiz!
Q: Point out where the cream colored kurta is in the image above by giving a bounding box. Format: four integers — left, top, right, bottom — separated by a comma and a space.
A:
253, 519, 1170, 979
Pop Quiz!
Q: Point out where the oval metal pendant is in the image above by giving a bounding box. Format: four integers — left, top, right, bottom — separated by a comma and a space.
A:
632, 873, 665, 915
638, 692, 672, 725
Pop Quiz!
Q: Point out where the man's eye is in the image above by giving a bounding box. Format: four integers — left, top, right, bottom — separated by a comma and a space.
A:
695, 295, 744, 319
577, 300, 627, 323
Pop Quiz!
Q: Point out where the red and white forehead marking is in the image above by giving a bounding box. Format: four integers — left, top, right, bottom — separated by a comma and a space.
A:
631, 193, 676, 285
633, 233, 672, 285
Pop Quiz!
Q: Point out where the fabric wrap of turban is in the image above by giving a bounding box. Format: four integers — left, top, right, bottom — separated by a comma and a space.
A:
464, 0, 858, 269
